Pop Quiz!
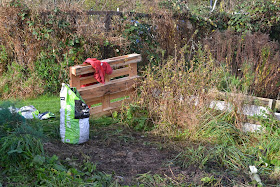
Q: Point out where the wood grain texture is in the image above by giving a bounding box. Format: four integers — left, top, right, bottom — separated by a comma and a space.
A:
71, 54, 141, 76
69, 67, 81, 88
90, 99, 129, 117
69, 54, 141, 117
79, 76, 140, 100
129, 63, 137, 77
85, 88, 134, 107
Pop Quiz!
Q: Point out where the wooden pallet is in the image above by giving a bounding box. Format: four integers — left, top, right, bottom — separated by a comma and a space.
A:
212, 90, 280, 112
69, 54, 141, 117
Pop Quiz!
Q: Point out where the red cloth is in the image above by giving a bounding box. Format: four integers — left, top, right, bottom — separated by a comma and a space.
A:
82, 58, 113, 85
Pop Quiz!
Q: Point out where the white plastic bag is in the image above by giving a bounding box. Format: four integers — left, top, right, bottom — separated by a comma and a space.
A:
18, 105, 39, 119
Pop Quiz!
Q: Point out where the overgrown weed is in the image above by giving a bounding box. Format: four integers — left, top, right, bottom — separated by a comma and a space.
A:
132, 45, 227, 135
120, 45, 280, 185
1, 0, 279, 100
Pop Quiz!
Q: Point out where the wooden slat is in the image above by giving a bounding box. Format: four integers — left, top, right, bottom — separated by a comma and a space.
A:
248, 96, 275, 109
80, 76, 98, 85
90, 99, 129, 117
78, 67, 129, 85
214, 91, 275, 109
72, 54, 141, 76
85, 97, 102, 107
109, 67, 129, 79
103, 54, 131, 61
84, 88, 133, 107
73, 64, 95, 76
104, 54, 140, 66
79, 76, 140, 100
110, 57, 140, 68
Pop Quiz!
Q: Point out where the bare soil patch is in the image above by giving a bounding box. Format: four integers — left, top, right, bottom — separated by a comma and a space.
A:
44, 124, 208, 185
44, 124, 247, 185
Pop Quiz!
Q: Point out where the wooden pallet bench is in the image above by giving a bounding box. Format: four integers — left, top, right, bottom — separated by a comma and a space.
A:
69, 54, 141, 117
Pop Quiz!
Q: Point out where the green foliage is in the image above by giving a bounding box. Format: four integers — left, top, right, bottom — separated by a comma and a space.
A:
218, 63, 254, 93
181, 0, 280, 35
0, 45, 8, 66
237, 0, 279, 32
123, 19, 161, 64
34, 51, 67, 93
120, 104, 152, 131
0, 100, 116, 186
201, 175, 216, 185
84, 0, 124, 10
174, 108, 280, 184
90, 116, 118, 127
251, 113, 280, 178
0, 5, 103, 98
27, 155, 114, 186
0, 102, 44, 167
0, 60, 44, 98
159, 0, 189, 13
0, 101, 25, 138
2, 152, 115, 186
9, 0, 25, 7
29, 8, 87, 94
213, 0, 280, 33
0, 132, 44, 166
218, 71, 243, 92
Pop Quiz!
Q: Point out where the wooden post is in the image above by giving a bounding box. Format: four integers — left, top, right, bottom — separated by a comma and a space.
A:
104, 74, 110, 83
129, 63, 137, 77
103, 13, 112, 59
128, 62, 137, 102
102, 74, 111, 110
104, 13, 111, 31
102, 95, 111, 110
69, 67, 81, 88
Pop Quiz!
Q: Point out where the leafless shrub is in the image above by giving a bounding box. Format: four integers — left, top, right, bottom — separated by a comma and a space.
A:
203, 30, 280, 98
133, 46, 246, 136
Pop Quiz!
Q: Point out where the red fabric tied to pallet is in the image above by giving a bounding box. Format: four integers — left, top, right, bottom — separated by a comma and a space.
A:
80, 58, 113, 87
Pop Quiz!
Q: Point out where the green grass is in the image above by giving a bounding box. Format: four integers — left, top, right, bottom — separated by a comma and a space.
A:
0, 94, 61, 119
15, 94, 60, 115
13, 94, 61, 139
1, 94, 128, 140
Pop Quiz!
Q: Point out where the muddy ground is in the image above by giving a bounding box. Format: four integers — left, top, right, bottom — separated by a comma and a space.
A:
44, 124, 247, 186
